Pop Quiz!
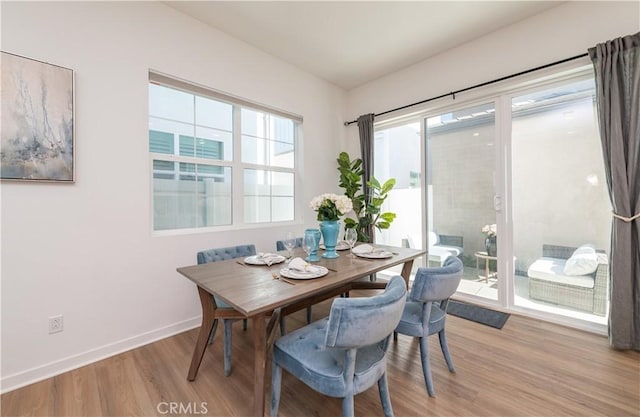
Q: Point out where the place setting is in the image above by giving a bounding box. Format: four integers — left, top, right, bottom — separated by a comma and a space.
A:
351, 244, 394, 259
242, 252, 287, 266
277, 257, 329, 280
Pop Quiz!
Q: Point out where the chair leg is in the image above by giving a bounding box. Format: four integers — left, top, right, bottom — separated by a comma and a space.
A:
279, 316, 287, 336
377, 372, 394, 417
439, 329, 456, 373
419, 336, 436, 397
223, 319, 233, 376
270, 360, 282, 417
306, 306, 312, 324
207, 319, 219, 345
341, 395, 355, 417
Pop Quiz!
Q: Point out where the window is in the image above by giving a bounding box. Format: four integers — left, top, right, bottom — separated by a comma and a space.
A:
149, 73, 301, 232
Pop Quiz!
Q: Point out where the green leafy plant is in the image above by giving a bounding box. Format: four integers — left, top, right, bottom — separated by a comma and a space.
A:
337, 152, 397, 242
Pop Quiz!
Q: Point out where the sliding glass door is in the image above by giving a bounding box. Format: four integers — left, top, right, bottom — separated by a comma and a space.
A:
373, 66, 609, 329
425, 102, 500, 301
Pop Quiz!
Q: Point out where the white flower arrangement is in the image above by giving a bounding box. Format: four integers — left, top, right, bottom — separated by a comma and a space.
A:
310, 193, 353, 221
482, 223, 497, 237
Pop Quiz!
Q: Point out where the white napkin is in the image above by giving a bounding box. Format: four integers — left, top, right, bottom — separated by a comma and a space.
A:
352, 244, 386, 254
257, 252, 284, 266
288, 257, 323, 274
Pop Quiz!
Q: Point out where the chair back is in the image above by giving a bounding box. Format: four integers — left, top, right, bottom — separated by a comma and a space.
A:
324, 276, 407, 349
275, 238, 303, 251
197, 244, 256, 264
410, 256, 463, 303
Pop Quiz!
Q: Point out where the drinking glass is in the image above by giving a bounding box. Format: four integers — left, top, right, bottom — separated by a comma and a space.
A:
283, 232, 296, 262
344, 228, 357, 258
303, 233, 316, 262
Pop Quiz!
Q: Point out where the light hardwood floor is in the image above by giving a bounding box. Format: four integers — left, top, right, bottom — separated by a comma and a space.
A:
2, 294, 639, 417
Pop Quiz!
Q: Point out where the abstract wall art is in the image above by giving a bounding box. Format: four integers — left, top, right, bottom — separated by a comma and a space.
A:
1, 52, 75, 182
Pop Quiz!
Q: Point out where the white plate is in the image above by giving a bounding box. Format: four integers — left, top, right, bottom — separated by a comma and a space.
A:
279, 266, 329, 279
319, 240, 351, 251
353, 251, 393, 259
244, 255, 286, 266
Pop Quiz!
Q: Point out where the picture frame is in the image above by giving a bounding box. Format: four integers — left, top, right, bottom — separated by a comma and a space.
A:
1, 51, 75, 182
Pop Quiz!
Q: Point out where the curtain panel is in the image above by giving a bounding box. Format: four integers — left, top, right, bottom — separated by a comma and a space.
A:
588, 32, 640, 350
357, 113, 375, 242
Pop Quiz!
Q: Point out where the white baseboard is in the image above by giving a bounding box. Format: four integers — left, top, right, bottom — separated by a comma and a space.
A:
1, 316, 201, 394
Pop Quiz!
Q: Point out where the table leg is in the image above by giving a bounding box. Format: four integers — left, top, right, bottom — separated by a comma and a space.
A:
253, 314, 267, 417
187, 286, 216, 381
485, 258, 490, 283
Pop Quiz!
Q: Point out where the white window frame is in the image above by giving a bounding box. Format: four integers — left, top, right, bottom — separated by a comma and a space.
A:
149, 71, 303, 235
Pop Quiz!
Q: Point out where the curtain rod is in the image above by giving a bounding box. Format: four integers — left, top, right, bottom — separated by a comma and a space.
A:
344, 52, 589, 126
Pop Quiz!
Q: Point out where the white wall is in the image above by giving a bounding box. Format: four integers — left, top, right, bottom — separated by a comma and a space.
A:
0, 1, 346, 392
346, 1, 640, 122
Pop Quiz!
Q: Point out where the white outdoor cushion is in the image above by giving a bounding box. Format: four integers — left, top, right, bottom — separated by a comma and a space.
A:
428, 232, 439, 246
564, 245, 598, 276
428, 246, 451, 262
528, 257, 595, 288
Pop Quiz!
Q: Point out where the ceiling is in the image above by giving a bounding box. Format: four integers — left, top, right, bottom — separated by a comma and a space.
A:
165, 1, 564, 90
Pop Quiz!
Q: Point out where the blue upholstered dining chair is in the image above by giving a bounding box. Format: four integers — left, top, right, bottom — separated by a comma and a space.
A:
270, 276, 408, 417
275, 237, 303, 251
393, 256, 463, 397
187, 244, 256, 380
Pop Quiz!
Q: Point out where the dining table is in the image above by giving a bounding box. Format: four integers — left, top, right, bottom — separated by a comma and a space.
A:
176, 244, 426, 417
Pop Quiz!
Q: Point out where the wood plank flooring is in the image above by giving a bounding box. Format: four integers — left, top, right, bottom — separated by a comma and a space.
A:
2, 294, 639, 417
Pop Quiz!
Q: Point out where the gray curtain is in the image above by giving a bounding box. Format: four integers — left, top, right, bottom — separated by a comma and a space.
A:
357, 113, 375, 242
588, 32, 640, 350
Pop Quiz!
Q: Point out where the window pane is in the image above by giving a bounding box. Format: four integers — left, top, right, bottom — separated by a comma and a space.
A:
195, 96, 232, 131
153, 160, 231, 229
271, 172, 293, 196
196, 126, 233, 160
149, 118, 193, 154
272, 140, 294, 168
241, 108, 266, 138
241, 109, 295, 168
374, 122, 422, 250
149, 130, 174, 155
272, 196, 294, 222
511, 78, 610, 318
149, 84, 194, 124
179, 134, 227, 161
272, 172, 294, 221
426, 103, 497, 301
243, 170, 294, 222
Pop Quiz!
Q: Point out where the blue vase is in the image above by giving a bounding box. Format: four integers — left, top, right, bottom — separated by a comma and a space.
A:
304, 228, 321, 262
320, 220, 340, 259
485, 235, 497, 257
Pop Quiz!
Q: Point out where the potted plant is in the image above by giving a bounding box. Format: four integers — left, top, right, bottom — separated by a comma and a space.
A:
336, 152, 396, 243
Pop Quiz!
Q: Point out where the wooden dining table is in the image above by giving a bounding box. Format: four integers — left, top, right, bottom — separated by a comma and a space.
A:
176, 244, 425, 417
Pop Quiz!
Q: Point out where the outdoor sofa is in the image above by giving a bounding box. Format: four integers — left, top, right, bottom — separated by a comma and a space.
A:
527, 244, 608, 316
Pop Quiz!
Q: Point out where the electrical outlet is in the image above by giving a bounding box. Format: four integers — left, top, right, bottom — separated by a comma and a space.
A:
49, 315, 63, 334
